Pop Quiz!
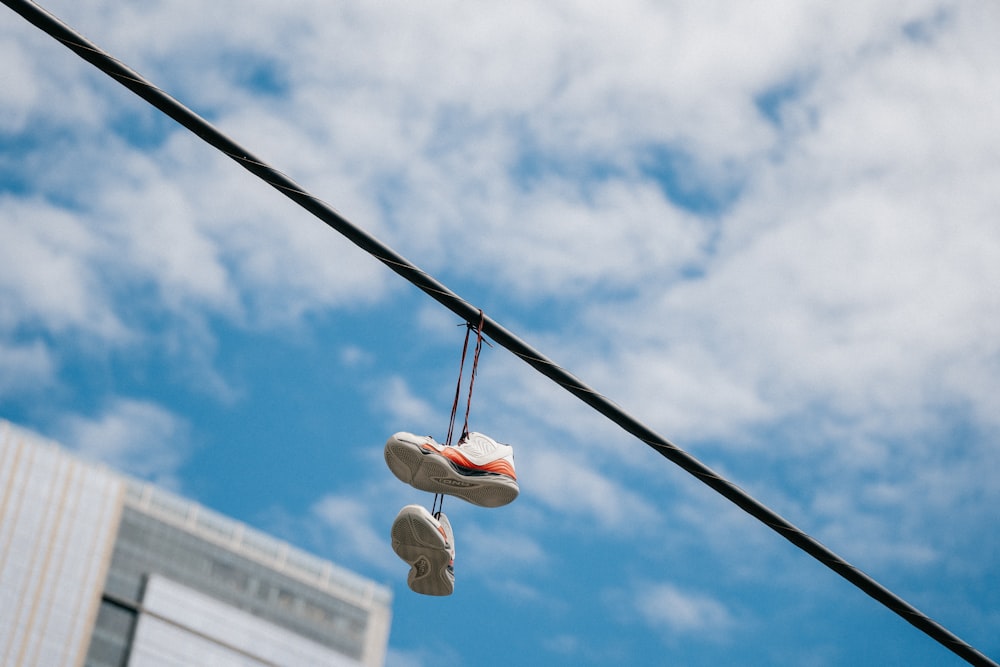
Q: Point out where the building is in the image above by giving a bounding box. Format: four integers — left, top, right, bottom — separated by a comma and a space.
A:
0, 419, 392, 667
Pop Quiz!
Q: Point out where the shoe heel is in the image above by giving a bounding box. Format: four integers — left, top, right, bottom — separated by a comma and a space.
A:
468, 480, 520, 508
385, 440, 423, 484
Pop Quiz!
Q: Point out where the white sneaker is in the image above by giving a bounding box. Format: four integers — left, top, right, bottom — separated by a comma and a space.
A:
385, 431, 519, 508
391, 505, 455, 596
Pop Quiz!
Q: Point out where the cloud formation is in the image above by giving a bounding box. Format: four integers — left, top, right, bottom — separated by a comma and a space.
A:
632, 581, 734, 637
56, 398, 190, 488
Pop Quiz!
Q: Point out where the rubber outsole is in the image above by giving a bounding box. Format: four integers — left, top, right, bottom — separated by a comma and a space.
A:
391, 507, 453, 596
385, 437, 519, 508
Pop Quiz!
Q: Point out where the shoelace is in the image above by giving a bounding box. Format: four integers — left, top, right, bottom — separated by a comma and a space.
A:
434, 311, 486, 517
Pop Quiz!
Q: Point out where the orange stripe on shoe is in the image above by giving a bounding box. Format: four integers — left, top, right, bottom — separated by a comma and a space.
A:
439, 448, 517, 480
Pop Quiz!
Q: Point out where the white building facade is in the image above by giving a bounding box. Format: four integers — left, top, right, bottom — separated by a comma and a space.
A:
0, 419, 392, 667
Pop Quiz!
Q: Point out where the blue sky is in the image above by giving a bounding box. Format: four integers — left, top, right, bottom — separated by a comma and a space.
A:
3, 1, 1000, 665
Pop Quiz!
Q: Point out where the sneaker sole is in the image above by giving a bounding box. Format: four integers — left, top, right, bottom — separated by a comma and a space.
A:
391, 509, 454, 596
385, 437, 519, 508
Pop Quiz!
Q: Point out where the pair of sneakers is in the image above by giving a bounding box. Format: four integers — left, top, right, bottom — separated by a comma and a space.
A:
385, 431, 518, 596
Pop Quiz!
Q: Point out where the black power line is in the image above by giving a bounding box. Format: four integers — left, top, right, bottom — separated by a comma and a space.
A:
3, 1, 995, 665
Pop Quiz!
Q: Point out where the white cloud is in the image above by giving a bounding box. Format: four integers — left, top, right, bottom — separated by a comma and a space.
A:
459, 522, 547, 572
464, 180, 709, 298
525, 447, 661, 531
2, 17, 110, 133
383, 648, 426, 667
0, 340, 54, 397
95, 156, 236, 314
310, 494, 398, 572
339, 344, 373, 368
0, 197, 126, 340
383, 644, 462, 667
11, 0, 976, 345
57, 398, 190, 488
0, 37, 40, 133
632, 581, 735, 637
549, 0, 1000, 451
375, 375, 440, 427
